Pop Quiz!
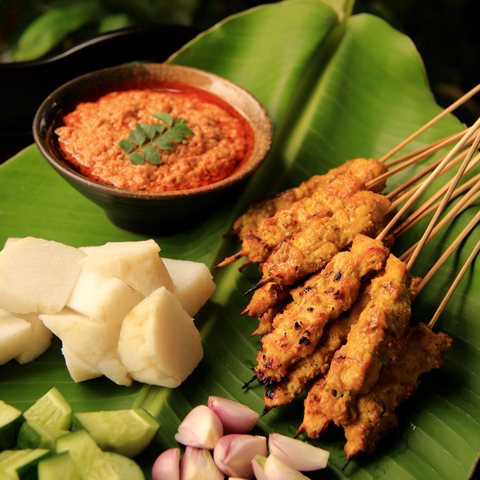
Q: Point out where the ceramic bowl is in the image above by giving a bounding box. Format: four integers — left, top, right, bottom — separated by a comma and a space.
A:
33, 63, 273, 233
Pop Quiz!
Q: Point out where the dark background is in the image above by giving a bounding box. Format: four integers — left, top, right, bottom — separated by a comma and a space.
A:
1, 0, 478, 163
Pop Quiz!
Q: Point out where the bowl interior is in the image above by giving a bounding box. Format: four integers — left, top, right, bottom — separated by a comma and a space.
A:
35, 63, 273, 200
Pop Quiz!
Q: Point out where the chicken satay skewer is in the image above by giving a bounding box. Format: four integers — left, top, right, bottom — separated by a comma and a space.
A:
217, 162, 381, 268
253, 234, 389, 386
261, 179, 480, 412
342, 232, 480, 464
342, 323, 452, 465
249, 121, 480, 294
295, 161, 477, 435
252, 130, 477, 295
298, 198, 479, 442
222, 137, 467, 271
245, 157, 480, 325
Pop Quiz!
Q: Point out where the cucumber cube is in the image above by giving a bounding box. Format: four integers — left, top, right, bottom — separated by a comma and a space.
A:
0, 449, 50, 480
17, 421, 69, 451
38, 452, 81, 480
56, 430, 119, 480
0, 400, 23, 450
72, 409, 159, 458
23, 387, 72, 430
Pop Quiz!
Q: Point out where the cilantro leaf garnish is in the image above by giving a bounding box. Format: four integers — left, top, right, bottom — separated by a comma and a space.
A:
119, 112, 194, 165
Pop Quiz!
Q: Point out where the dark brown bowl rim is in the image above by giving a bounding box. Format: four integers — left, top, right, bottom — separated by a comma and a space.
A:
33, 63, 273, 200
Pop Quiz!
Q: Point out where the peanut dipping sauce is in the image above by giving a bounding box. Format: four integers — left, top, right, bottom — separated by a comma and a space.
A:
55, 84, 254, 192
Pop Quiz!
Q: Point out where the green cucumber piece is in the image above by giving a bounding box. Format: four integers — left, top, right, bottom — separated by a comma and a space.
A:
0, 400, 23, 450
0, 469, 19, 480
72, 409, 159, 458
23, 388, 72, 430
37, 452, 81, 480
17, 421, 69, 451
103, 452, 144, 480
55, 430, 119, 480
0, 449, 50, 480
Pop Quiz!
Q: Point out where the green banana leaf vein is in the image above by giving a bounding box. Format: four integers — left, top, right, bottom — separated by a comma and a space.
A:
1, 1, 479, 479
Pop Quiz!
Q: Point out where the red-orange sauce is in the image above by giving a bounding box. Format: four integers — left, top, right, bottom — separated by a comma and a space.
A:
56, 82, 254, 192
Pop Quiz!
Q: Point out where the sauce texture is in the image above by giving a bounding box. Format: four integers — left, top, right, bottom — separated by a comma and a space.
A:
56, 86, 253, 192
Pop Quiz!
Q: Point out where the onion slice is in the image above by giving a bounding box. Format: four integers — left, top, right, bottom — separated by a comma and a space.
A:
174, 405, 223, 449
268, 433, 329, 471
180, 446, 224, 480
251, 455, 269, 480
152, 448, 180, 480
208, 396, 259, 434
214, 434, 267, 479
264, 454, 310, 480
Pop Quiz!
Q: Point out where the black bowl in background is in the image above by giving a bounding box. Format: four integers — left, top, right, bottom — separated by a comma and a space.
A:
33, 63, 273, 234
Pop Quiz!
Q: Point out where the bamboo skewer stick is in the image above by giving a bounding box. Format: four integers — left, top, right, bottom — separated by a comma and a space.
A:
417, 210, 480, 295
385, 134, 480, 209
383, 129, 471, 167
400, 186, 480, 262
376, 117, 480, 243
429, 236, 480, 329
391, 161, 480, 239
379, 82, 480, 164
406, 134, 480, 271
367, 129, 475, 191
385, 145, 473, 203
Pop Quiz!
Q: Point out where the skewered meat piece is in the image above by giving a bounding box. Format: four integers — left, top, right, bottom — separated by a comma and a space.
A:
298, 255, 420, 436
243, 282, 291, 319
263, 283, 373, 413
231, 158, 382, 240
223, 158, 387, 268
254, 234, 389, 386
240, 174, 363, 264
251, 294, 292, 336
244, 191, 391, 320
261, 191, 391, 287
343, 322, 452, 459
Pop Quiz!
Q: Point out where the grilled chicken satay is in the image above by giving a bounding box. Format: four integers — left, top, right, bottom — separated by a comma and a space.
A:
232, 158, 381, 240
297, 255, 420, 438
244, 191, 391, 320
252, 294, 292, 336
261, 191, 391, 287
263, 284, 373, 413
221, 159, 387, 267
254, 234, 389, 386
343, 323, 452, 460
243, 282, 291, 318
240, 174, 364, 265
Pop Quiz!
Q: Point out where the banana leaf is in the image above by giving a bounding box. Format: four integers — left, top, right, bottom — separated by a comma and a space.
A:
1, 1, 479, 478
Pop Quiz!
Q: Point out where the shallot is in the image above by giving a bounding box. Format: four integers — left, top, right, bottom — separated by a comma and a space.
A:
268, 433, 329, 471
214, 434, 267, 479
208, 396, 259, 434
151, 448, 180, 480
174, 405, 223, 449
180, 446, 224, 480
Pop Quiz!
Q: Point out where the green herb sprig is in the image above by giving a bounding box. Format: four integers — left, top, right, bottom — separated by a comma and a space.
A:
119, 112, 194, 165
